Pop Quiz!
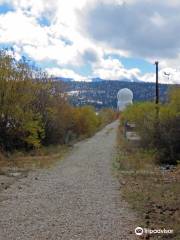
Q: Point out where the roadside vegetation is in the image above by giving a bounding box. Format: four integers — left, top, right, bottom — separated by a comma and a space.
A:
0, 49, 117, 169
121, 88, 180, 165
115, 89, 180, 239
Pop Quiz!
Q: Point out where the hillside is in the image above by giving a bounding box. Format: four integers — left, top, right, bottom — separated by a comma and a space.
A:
64, 81, 172, 109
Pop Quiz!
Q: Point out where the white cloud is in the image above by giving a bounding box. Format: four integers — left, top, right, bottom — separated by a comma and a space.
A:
0, 10, 49, 46
96, 58, 123, 69
150, 12, 166, 27
141, 68, 180, 84
2, 0, 58, 18
93, 57, 180, 84
0, 0, 180, 83
23, 43, 80, 66
93, 57, 141, 80
0, 6, 102, 67
0, 0, 130, 68
81, 0, 180, 61
46, 67, 88, 81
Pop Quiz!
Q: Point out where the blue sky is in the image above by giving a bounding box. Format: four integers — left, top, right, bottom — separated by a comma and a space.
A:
0, 3, 13, 14
0, 0, 180, 83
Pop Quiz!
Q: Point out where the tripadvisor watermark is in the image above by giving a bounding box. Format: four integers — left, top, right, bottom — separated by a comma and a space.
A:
135, 227, 174, 236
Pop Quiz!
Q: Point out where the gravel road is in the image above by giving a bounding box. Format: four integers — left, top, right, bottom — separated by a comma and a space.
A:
0, 121, 136, 240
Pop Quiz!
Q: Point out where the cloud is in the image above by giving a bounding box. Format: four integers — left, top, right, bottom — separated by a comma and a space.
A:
0, 0, 180, 83
141, 68, 180, 84
0, 10, 49, 46
2, 0, 58, 18
82, 48, 100, 64
46, 67, 88, 81
81, 0, 180, 60
0, 8, 101, 67
92, 57, 180, 83
93, 57, 141, 80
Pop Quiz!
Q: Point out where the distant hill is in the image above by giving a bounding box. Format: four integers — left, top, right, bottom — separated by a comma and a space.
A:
61, 80, 176, 109
53, 77, 140, 83
53, 77, 74, 82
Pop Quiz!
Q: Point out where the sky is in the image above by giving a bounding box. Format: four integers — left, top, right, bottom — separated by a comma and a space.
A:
0, 0, 180, 84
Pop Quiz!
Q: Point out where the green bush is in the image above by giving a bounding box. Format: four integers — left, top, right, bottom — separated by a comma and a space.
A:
99, 108, 118, 127
0, 51, 44, 150
72, 106, 100, 137
0, 50, 117, 152
121, 88, 180, 164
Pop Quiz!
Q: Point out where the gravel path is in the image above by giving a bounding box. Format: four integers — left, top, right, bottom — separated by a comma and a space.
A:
0, 121, 136, 240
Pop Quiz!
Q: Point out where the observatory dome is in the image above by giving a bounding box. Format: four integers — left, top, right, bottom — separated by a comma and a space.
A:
117, 88, 133, 111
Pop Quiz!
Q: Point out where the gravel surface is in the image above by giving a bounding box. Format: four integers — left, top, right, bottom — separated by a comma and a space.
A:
0, 121, 136, 240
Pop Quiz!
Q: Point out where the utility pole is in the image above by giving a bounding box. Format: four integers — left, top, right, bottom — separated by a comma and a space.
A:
154, 61, 160, 145
155, 61, 159, 104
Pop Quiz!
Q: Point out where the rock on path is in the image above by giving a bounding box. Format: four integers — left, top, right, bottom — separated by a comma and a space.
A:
0, 121, 136, 240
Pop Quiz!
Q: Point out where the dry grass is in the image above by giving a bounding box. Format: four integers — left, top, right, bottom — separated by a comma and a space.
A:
114, 126, 180, 240
0, 145, 69, 172
0, 145, 70, 195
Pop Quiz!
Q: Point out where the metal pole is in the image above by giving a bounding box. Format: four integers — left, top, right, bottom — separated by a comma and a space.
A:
155, 61, 159, 104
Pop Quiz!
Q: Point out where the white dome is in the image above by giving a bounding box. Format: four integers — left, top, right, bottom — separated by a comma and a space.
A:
117, 88, 133, 111
117, 88, 133, 101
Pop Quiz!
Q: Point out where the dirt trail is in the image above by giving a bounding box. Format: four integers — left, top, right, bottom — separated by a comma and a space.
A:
0, 121, 136, 240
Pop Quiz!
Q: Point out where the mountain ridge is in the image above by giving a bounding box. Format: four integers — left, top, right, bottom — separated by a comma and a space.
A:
53, 77, 141, 83
62, 80, 177, 109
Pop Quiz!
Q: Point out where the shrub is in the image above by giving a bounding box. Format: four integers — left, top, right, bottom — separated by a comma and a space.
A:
0, 51, 44, 150
121, 102, 157, 147
121, 88, 180, 164
99, 108, 118, 126
0, 49, 117, 153
73, 106, 100, 137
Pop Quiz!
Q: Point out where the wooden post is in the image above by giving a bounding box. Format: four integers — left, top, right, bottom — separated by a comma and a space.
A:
155, 61, 159, 104
154, 61, 160, 145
